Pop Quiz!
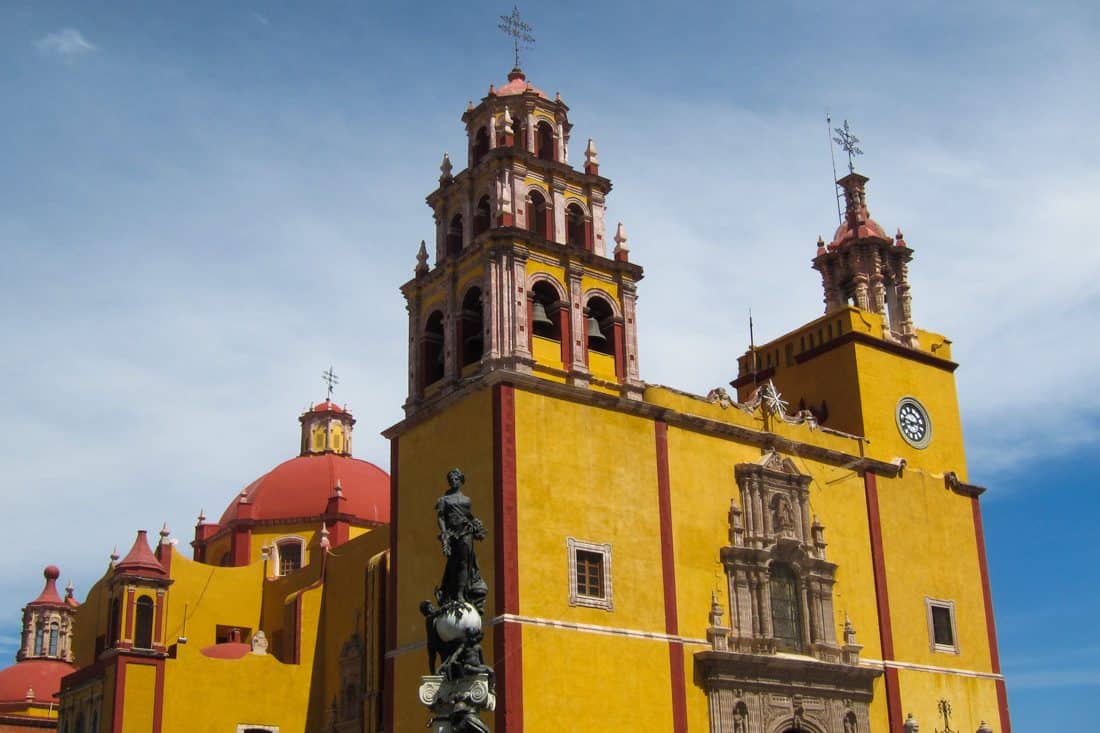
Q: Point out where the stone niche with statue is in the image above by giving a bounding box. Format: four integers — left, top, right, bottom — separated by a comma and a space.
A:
695, 450, 880, 733
417, 468, 496, 733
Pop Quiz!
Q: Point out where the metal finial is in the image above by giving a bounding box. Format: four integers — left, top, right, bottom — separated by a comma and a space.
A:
935, 698, 957, 733
832, 119, 864, 174
322, 366, 339, 400
498, 5, 535, 69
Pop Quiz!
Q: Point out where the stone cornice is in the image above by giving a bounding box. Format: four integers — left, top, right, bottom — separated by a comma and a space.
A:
383, 370, 901, 478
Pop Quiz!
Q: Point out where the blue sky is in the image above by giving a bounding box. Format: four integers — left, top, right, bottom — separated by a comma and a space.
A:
1, 2, 1096, 728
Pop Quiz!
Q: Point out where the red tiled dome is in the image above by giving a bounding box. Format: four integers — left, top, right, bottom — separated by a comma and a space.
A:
218, 454, 390, 526
495, 68, 547, 99
308, 400, 345, 414
0, 659, 74, 704
829, 216, 889, 249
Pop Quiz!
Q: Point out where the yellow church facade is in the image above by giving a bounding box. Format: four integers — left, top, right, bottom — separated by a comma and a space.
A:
49, 65, 1008, 733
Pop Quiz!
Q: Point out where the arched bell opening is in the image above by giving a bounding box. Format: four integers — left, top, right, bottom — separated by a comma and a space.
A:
473, 195, 491, 238
513, 114, 527, 152
584, 296, 615, 356
536, 120, 555, 161
133, 596, 154, 650
566, 202, 587, 250
472, 126, 490, 167
527, 191, 550, 239
460, 287, 484, 367
446, 214, 464, 257
530, 281, 562, 342
421, 311, 445, 387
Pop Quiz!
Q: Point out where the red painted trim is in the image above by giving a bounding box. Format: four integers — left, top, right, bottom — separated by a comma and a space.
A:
383, 437, 398, 733
526, 297, 533, 352
654, 421, 687, 732
970, 497, 1001, 672
884, 667, 902, 733
559, 303, 572, 367
971, 497, 1012, 731
667, 642, 688, 732
152, 659, 165, 732
864, 472, 902, 731
123, 587, 135, 644
996, 678, 1012, 733
153, 592, 164, 647
112, 659, 126, 733
231, 526, 251, 566
613, 321, 625, 381
492, 383, 522, 732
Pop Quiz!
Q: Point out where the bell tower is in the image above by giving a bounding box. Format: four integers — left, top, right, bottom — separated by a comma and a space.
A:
402, 67, 644, 414
813, 172, 918, 347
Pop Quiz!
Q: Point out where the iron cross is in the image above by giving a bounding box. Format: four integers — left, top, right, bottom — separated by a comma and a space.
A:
833, 119, 864, 173
499, 5, 535, 69
322, 366, 339, 401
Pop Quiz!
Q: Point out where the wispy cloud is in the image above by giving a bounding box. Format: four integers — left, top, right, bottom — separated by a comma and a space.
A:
35, 28, 96, 56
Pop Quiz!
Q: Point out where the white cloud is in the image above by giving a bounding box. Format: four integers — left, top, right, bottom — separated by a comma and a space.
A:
35, 28, 96, 56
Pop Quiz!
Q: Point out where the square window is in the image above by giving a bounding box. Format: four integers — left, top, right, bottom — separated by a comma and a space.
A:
925, 598, 959, 654
567, 538, 613, 610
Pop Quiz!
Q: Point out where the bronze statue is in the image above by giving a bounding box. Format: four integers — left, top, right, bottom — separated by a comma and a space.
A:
436, 468, 488, 613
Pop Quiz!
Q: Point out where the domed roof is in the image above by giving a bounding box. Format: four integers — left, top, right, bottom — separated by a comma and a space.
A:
829, 216, 889, 249
0, 658, 74, 704
27, 566, 64, 607
218, 453, 390, 526
308, 399, 345, 414
494, 68, 548, 99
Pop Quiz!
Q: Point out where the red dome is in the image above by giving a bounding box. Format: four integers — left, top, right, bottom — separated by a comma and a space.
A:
829, 216, 889, 249
0, 659, 74, 704
218, 454, 390, 526
308, 400, 345, 414
495, 68, 548, 99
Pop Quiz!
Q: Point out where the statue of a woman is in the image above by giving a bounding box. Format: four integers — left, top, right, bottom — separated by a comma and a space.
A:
436, 468, 488, 613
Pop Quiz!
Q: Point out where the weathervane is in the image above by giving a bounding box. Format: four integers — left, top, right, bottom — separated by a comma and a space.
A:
832, 119, 863, 173
322, 366, 339, 401
498, 5, 535, 69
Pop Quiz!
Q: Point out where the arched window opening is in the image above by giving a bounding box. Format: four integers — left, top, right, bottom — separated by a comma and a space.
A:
133, 597, 154, 650
108, 596, 121, 648
584, 297, 615, 356
446, 214, 464, 257
769, 563, 803, 653
48, 621, 59, 657
460, 288, 484, 367
530, 281, 561, 341
277, 539, 303, 576
536, 121, 555, 161
422, 311, 445, 386
472, 127, 490, 166
565, 203, 587, 249
75, 714, 85, 733
514, 114, 527, 152
527, 191, 549, 239
473, 195, 491, 238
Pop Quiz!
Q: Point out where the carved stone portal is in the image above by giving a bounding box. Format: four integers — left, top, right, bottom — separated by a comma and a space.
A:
697, 451, 880, 732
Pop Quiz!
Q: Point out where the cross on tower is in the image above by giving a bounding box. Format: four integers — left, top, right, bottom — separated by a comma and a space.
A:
322, 366, 339, 401
832, 119, 864, 173
498, 5, 535, 69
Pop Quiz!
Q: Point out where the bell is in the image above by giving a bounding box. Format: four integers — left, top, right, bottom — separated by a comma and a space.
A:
585, 316, 605, 345
532, 301, 553, 329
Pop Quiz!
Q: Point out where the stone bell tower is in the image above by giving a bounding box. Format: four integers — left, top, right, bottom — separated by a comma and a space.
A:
401, 66, 645, 415
812, 172, 918, 347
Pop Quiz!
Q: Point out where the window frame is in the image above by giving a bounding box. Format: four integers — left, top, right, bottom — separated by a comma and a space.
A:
567, 538, 613, 611
273, 536, 307, 577
925, 597, 960, 654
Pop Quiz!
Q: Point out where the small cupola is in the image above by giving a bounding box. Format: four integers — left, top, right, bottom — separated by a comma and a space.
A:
299, 399, 356, 456
17, 566, 77, 662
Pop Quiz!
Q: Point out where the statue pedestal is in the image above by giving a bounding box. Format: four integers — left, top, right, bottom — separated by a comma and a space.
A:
419, 673, 496, 732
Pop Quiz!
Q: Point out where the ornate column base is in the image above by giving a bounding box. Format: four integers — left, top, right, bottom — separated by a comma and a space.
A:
419, 673, 496, 733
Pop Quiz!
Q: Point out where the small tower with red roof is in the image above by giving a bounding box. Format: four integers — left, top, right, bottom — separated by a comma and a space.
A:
812, 172, 918, 347
106, 531, 172, 655
0, 567, 77, 727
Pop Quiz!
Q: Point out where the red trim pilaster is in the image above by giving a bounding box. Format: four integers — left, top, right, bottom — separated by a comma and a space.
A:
152, 658, 165, 732
972, 496, 1012, 732
122, 587, 135, 648
231, 525, 251, 566
864, 471, 903, 732
492, 383, 522, 732
559, 304, 572, 368
383, 437, 399, 733
655, 421, 688, 733
112, 659, 126, 733
613, 321, 626, 381
152, 590, 165, 651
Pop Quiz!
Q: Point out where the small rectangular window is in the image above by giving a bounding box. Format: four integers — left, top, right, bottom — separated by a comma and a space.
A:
567, 538, 613, 610
926, 598, 959, 653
